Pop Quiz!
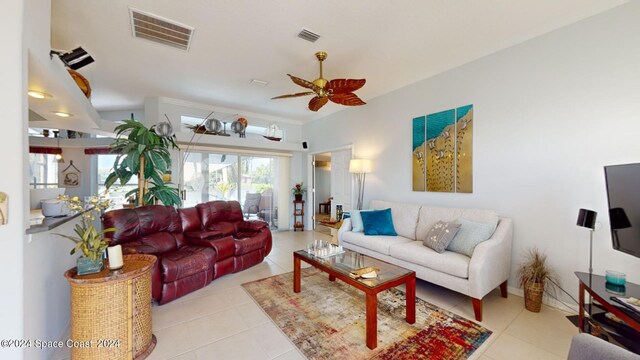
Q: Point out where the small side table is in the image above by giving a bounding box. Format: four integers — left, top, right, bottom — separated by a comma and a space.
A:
318, 201, 331, 214
576, 271, 640, 354
293, 200, 305, 231
65, 254, 157, 360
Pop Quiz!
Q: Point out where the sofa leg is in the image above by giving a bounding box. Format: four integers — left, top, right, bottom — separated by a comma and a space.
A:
500, 280, 508, 298
472, 298, 483, 322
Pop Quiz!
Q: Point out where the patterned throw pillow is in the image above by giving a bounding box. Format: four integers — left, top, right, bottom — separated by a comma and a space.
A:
446, 218, 498, 257
422, 221, 461, 253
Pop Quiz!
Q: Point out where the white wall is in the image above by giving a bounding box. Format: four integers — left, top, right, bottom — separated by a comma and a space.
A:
303, 2, 640, 303
315, 166, 331, 206
23, 222, 79, 360
0, 1, 27, 359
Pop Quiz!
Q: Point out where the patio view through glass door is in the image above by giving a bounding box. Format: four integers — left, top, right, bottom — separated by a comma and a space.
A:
182, 151, 279, 229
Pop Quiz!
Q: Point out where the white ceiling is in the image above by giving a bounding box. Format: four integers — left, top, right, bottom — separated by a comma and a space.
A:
51, 0, 626, 123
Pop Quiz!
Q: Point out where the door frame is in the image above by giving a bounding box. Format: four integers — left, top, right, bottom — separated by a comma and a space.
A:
306, 144, 353, 229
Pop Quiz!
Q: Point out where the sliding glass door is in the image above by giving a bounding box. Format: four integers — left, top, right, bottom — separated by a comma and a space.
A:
182, 151, 279, 229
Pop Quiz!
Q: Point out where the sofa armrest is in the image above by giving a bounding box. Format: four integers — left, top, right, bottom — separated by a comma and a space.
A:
467, 217, 513, 299
184, 230, 223, 242
122, 244, 159, 255
338, 218, 353, 246
238, 220, 269, 231
193, 236, 235, 260
568, 334, 640, 360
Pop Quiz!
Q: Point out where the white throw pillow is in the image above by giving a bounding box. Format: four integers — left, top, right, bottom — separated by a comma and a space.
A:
350, 210, 372, 232
447, 218, 498, 257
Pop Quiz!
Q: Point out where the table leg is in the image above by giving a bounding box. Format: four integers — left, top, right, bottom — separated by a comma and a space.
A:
578, 282, 584, 332
294, 256, 301, 293
366, 292, 377, 349
329, 274, 336, 282
406, 275, 416, 324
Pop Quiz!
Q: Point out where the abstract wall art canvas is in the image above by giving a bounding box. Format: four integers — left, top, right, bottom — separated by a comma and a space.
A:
412, 105, 473, 193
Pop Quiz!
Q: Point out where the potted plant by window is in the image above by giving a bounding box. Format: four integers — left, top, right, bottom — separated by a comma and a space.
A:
55, 196, 117, 275
517, 247, 557, 312
105, 117, 181, 207
291, 182, 306, 201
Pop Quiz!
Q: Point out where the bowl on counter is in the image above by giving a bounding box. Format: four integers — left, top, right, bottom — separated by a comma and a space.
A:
41, 199, 70, 217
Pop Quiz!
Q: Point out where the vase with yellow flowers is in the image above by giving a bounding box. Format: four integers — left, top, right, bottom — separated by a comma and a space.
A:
54, 195, 117, 275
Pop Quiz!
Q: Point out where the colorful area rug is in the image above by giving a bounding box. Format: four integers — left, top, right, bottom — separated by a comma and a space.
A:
242, 268, 491, 360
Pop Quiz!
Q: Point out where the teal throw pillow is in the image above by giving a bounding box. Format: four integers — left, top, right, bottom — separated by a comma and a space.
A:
350, 210, 373, 232
361, 208, 397, 236
447, 218, 498, 257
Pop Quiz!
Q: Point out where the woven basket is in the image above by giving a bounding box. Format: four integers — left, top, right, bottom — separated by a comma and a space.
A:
524, 281, 544, 313
65, 254, 156, 359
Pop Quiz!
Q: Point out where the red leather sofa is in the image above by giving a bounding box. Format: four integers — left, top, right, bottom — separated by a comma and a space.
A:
102, 200, 272, 304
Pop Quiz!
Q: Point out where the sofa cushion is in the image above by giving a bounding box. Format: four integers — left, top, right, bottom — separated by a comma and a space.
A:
207, 221, 237, 237
447, 218, 498, 257
161, 245, 215, 283
341, 231, 413, 255
422, 221, 461, 253
416, 206, 498, 242
178, 207, 202, 232
103, 205, 182, 246
361, 209, 398, 236
370, 200, 420, 240
389, 241, 471, 278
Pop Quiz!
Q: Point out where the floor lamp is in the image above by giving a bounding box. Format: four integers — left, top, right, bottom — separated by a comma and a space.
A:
576, 208, 597, 331
349, 159, 371, 210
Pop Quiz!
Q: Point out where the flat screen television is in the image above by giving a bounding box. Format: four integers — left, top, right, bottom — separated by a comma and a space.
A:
604, 163, 640, 258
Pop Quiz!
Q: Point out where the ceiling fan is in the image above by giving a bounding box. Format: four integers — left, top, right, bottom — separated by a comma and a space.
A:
272, 51, 366, 112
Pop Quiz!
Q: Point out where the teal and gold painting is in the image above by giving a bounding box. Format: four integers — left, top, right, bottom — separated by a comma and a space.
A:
412, 105, 473, 193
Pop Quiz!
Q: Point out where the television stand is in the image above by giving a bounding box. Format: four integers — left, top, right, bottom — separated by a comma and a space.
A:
576, 271, 640, 354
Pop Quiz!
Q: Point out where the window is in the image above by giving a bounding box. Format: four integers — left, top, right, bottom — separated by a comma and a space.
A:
183, 151, 279, 229
29, 153, 58, 188
96, 154, 137, 206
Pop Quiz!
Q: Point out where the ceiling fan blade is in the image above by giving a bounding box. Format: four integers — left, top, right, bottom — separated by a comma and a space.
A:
288, 74, 321, 92
328, 93, 366, 106
308, 97, 329, 112
327, 79, 366, 94
271, 92, 314, 100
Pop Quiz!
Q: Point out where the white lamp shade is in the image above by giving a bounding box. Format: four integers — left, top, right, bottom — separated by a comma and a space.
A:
349, 159, 372, 173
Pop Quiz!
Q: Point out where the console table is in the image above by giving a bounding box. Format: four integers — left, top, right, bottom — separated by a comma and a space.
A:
576, 271, 640, 354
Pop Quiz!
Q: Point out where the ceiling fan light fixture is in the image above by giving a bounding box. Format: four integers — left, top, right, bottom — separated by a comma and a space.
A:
272, 51, 366, 112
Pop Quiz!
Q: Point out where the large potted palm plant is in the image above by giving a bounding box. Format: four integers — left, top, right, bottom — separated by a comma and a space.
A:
105, 119, 181, 207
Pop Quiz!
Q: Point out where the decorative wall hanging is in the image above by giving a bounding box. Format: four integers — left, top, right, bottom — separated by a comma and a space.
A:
62, 160, 81, 188
0, 192, 7, 225
412, 105, 473, 193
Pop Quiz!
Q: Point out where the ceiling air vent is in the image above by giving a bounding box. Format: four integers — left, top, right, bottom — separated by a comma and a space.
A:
129, 8, 194, 51
297, 28, 320, 43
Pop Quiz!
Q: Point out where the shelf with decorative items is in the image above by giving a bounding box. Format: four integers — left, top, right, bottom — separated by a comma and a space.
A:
293, 200, 305, 232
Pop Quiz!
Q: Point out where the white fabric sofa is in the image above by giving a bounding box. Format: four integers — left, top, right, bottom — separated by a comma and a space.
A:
338, 200, 513, 321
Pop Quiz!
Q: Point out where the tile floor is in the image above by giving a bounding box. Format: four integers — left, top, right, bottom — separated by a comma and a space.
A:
53, 230, 579, 360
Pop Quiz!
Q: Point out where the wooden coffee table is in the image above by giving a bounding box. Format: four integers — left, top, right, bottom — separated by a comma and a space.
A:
293, 248, 416, 349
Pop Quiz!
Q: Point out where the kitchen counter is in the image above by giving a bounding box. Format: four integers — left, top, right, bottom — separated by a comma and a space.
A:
26, 209, 87, 234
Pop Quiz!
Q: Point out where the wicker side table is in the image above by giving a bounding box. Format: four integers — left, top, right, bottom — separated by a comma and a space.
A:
65, 254, 157, 360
